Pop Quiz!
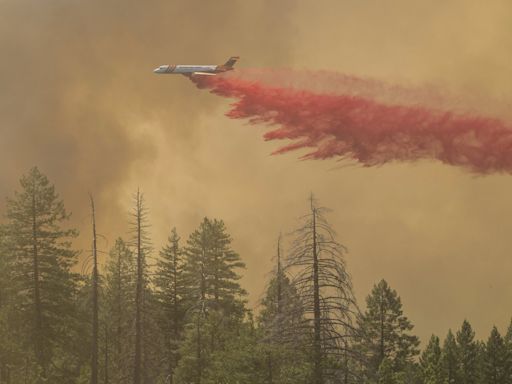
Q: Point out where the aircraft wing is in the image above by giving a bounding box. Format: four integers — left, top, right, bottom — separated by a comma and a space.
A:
192, 72, 216, 76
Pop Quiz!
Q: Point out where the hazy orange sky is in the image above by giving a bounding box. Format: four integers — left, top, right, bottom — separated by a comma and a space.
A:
1, 0, 512, 344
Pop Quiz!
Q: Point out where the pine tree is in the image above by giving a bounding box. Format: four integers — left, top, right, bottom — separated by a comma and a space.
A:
420, 335, 442, 384
3, 167, 78, 382
0, 225, 23, 383
482, 326, 509, 384
209, 219, 246, 311
377, 359, 395, 384
440, 330, 458, 384
394, 362, 421, 384
184, 217, 246, 314
258, 272, 310, 384
140, 286, 164, 384
176, 217, 247, 384
455, 320, 479, 384
258, 236, 309, 384
258, 263, 304, 341
154, 228, 188, 383
104, 238, 135, 384
284, 195, 358, 384
505, 320, 512, 384
130, 190, 151, 384
198, 316, 269, 384
89, 196, 99, 384
356, 279, 419, 382
505, 319, 512, 345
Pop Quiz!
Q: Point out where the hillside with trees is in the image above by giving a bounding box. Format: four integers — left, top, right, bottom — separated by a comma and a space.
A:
0, 168, 511, 384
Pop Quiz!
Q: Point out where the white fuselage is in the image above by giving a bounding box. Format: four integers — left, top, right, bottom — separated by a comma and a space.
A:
153, 64, 219, 74
154, 56, 239, 76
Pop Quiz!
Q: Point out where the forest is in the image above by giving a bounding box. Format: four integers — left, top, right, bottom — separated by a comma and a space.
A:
0, 167, 511, 384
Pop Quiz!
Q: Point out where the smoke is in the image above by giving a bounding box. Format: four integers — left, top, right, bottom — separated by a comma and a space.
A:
193, 71, 512, 174
0, 0, 297, 246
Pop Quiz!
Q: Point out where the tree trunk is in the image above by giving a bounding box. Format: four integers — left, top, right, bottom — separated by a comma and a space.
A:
311, 203, 323, 384
90, 196, 99, 384
196, 315, 202, 384
116, 246, 122, 360
171, 241, 179, 380
134, 190, 143, 384
379, 290, 385, 367
276, 235, 282, 317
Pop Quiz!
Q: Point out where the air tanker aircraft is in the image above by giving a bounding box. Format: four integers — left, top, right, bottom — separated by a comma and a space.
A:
153, 56, 239, 76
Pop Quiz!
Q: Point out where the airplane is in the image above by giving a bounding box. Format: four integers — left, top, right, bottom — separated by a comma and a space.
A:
153, 56, 239, 76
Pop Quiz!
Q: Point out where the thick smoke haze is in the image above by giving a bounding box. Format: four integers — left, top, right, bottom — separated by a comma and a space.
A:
1, 0, 512, 344
0, 0, 297, 242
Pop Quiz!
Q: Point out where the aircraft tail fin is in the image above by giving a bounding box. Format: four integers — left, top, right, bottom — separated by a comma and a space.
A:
224, 56, 240, 68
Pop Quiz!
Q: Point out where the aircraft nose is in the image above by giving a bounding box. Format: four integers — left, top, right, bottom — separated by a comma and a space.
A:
154, 65, 170, 73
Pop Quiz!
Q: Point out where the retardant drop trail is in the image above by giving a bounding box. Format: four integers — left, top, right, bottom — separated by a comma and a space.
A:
192, 71, 512, 175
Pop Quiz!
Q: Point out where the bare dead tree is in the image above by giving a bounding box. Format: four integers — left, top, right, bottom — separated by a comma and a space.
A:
285, 194, 359, 384
131, 190, 151, 384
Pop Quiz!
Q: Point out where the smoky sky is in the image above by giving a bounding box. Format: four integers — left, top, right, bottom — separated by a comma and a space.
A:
0, 0, 297, 237
1, 0, 512, 344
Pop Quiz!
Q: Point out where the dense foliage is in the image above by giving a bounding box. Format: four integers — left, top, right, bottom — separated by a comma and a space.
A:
0, 168, 511, 384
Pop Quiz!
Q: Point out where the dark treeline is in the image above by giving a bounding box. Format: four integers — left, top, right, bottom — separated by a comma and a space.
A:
0, 167, 511, 384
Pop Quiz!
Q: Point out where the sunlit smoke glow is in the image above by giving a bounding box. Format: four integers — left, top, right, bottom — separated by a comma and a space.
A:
193, 71, 512, 174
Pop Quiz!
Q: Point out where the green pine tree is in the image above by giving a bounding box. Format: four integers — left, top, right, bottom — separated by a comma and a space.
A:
258, 271, 304, 335
184, 217, 246, 314
175, 311, 267, 384
505, 320, 512, 384
176, 217, 247, 384
482, 326, 509, 384
440, 330, 458, 384
258, 249, 304, 342
420, 335, 443, 384
104, 238, 135, 384
154, 227, 189, 383
4, 167, 79, 383
203, 317, 268, 384
0, 225, 24, 383
209, 219, 246, 311
128, 190, 160, 384
356, 279, 420, 382
378, 358, 395, 384
258, 243, 310, 384
505, 319, 512, 345
455, 320, 479, 384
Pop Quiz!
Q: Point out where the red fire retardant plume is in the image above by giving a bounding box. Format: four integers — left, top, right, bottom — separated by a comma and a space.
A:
192, 73, 512, 174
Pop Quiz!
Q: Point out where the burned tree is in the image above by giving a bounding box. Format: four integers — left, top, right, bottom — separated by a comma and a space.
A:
285, 195, 358, 384
130, 190, 151, 384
